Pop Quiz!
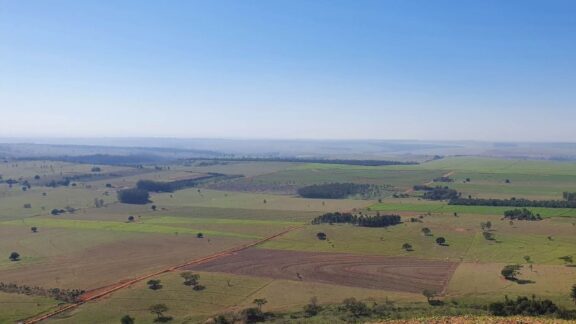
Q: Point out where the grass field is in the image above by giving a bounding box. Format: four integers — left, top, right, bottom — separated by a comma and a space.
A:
2, 156, 576, 323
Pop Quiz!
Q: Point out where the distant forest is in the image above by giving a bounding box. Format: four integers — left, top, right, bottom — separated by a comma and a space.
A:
188, 157, 418, 166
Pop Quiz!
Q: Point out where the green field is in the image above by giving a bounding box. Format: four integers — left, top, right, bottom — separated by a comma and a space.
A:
1, 156, 576, 322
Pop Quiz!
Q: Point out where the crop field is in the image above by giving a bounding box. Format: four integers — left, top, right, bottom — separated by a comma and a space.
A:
1, 156, 576, 323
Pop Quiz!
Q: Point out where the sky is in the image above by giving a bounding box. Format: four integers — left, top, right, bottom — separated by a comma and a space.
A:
1, 0, 576, 141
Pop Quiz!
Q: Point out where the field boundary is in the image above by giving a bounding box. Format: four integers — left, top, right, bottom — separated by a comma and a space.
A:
21, 225, 304, 324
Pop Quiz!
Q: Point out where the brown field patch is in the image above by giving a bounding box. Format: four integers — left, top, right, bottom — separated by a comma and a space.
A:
186, 249, 458, 293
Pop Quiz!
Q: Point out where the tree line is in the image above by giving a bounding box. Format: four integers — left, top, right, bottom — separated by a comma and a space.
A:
136, 173, 240, 193
311, 212, 401, 228
187, 157, 418, 167
0, 282, 84, 303
449, 197, 576, 209
298, 183, 385, 199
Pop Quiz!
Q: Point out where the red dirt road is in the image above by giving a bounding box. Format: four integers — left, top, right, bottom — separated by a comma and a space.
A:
186, 249, 458, 293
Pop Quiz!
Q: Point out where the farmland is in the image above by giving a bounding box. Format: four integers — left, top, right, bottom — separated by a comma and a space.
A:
0, 156, 576, 323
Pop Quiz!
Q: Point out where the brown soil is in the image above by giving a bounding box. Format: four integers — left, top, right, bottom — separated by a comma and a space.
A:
186, 249, 458, 293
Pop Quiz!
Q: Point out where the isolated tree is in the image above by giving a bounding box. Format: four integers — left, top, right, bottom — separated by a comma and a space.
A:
151, 205, 157, 211
120, 314, 135, 324
435, 237, 446, 245
147, 279, 162, 290
253, 298, 268, 311
501, 264, 522, 281
402, 243, 413, 251
421, 227, 431, 236
196, 232, 204, 238
9, 252, 20, 261
149, 304, 168, 320
31, 226, 38, 233
316, 232, 327, 240
571, 284, 576, 305
127, 216, 135, 222
482, 231, 495, 241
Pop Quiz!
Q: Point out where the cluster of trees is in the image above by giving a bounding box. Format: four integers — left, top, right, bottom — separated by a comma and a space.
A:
501, 264, 523, 281
433, 176, 453, 182
0, 282, 84, 303
117, 188, 151, 204
297, 183, 381, 199
47, 178, 71, 188
504, 208, 542, 221
449, 197, 576, 209
50, 206, 76, 215
488, 295, 574, 318
311, 212, 402, 228
416, 186, 460, 200
181, 272, 205, 291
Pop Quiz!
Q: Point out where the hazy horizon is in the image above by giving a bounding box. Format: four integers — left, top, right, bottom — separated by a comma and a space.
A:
2, 1, 576, 141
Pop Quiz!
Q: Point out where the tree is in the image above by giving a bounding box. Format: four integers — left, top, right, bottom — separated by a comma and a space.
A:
402, 243, 413, 251
196, 232, 204, 238
501, 264, 523, 281
559, 256, 573, 266
127, 216, 135, 222
31, 226, 38, 233
482, 231, 495, 241
180, 272, 200, 286
149, 304, 168, 320
435, 237, 446, 245
120, 315, 135, 324
9, 252, 20, 261
523, 255, 532, 263
303, 296, 320, 317
421, 227, 431, 236
423, 289, 437, 303
316, 232, 327, 240
571, 284, 576, 305
147, 279, 162, 290
151, 205, 157, 211
252, 298, 267, 311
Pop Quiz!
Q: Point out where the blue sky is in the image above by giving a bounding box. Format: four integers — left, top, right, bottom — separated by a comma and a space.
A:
1, 0, 575, 141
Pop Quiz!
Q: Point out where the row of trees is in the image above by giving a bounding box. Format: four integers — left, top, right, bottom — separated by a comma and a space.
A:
297, 183, 379, 199
136, 173, 238, 193
449, 197, 576, 209
0, 282, 84, 303
311, 212, 402, 228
